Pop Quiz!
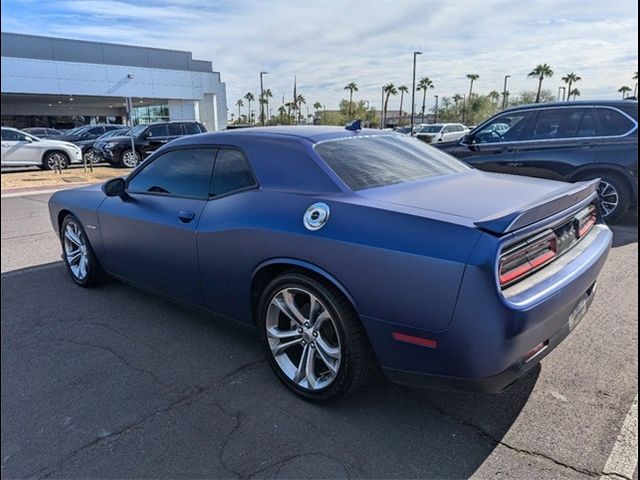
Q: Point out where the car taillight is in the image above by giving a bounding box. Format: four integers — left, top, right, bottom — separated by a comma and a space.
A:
574, 205, 596, 238
499, 229, 557, 287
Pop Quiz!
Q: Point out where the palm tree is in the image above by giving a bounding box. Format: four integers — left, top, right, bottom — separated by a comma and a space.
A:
235, 99, 244, 123
278, 105, 287, 124
343, 82, 358, 118
466, 74, 479, 99
562, 73, 581, 102
633, 72, 638, 98
296, 94, 305, 124
528, 64, 554, 103
417, 77, 434, 123
618, 85, 631, 99
488, 90, 500, 104
382, 83, 397, 128
452, 94, 463, 121
244, 92, 255, 124
313, 102, 322, 124
570, 88, 581, 100
262, 88, 273, 123
397, 85, 409, 125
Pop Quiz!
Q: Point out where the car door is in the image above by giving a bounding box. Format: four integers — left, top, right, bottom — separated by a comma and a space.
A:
97, 147, 217, 303
197, 147, 259, 317
140, 124, 169, 156
1, 129, 42, 166
167, 123, 183, 142
454, 110, 536, 172
507, 107, 600, 180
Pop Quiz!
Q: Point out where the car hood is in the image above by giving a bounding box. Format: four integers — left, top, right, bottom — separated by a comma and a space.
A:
357, 169, 594, 233
36, 139, 79, 149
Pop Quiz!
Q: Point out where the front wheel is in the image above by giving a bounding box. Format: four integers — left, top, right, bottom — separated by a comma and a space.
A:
43, 151, 69, 170
119, 149, 140, 168
61, 215, 107, 287
257, 272, 376, 402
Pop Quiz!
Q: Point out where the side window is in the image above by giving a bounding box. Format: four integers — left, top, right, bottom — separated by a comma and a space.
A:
168, 124, 182, 136
127, 148, 217, 198
1, 130, 26, 141
521, 108, 582, 141
210, 149, 257, 197
182, 122, 200, 135
594, 108, 635, 136
442, 126, 452, 133
473, 112, 533, 143
577, 109, 597, 137
88, 126, 105, 135
146, 125, 168, 138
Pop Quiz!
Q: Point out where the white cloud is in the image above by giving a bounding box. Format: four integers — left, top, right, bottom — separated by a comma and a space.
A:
2, 0, 637, 115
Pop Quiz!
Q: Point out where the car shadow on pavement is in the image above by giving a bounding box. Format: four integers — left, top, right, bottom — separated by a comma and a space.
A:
609, 212, 638, 248
2, 261, 537, 479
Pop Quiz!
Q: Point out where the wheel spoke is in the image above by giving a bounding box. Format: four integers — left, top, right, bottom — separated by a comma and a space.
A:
271, 336, 303, 356
315, 343, 339, 374
293, 344, 309, 383
305, 347, 318, 389
66, 250, 82, 264
267, 326, 301, 340
313, 311, 331, 331
274, 291, 306, 326
78, 255, 87, 278
315, 335, 340, 359
64, 228, 82, 247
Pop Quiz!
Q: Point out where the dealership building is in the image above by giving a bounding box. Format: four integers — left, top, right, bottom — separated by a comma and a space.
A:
0, 32, 227, 131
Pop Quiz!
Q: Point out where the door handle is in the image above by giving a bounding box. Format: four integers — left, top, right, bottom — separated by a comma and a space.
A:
178, 210, 196, 223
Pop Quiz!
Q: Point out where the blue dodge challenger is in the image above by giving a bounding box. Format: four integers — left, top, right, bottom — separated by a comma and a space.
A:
48, 125, 612, 402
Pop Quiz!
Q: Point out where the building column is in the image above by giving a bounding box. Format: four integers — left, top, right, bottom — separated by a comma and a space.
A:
168, 100, 199, 121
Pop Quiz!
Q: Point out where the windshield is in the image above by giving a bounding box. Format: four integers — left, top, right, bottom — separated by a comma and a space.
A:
99, 129, 128, 139
420, 125, 443, 133
314, 134, 469, 191
130, 124, 150, 136
65, 126, 89, 136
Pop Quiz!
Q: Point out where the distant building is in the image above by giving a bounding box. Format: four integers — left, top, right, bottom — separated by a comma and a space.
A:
1, 32, 227, 130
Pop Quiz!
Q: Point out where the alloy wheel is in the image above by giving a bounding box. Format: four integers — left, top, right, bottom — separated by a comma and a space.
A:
122, 151, 139, 168
266, 287, 342, 391
47, 153, 67, 169
63, 220, 89, 281
597, 180, 619, 218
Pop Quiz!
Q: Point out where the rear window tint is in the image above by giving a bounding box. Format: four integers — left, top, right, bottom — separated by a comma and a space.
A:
314, 135, 468, 191
594, 108, 636, 136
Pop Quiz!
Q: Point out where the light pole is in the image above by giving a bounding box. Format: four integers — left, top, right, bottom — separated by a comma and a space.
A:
560, 86, 567, 101
259, 71, 268, 126
380, 86, 384, 129
461, 94, 466, 123
502, 75, 510, 109
410, 51, 423, 135
434, 95, 439, 124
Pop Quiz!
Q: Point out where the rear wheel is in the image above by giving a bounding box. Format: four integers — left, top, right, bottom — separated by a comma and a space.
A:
42, 151, 69, 170
61, 215, 107, 287
579, 172, 630, 222
257, 272, 376, 402
119, 149, 140, 168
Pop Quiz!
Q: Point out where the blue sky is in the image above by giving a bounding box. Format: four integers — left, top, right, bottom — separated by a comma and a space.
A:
1, 0, 638, 114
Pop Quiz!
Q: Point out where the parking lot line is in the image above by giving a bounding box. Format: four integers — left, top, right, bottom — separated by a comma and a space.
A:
601, 394, 638, 479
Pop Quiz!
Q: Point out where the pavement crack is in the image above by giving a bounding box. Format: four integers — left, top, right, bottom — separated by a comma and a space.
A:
421, 397, 601, 477
26, 358, 266, 479
54, 338, 169, 388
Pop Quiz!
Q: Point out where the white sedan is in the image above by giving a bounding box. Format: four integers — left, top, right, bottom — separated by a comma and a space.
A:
415, 123, 469, 143
1, 127, 82, 169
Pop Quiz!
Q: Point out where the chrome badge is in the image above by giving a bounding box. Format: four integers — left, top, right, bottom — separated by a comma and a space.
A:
303, 202, 330, 231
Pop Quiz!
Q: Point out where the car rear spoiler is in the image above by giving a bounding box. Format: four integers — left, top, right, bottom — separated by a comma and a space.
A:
474, 179, 600, 235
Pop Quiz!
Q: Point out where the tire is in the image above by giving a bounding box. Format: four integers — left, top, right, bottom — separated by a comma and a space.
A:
579, 172, 630, 222
257, 271, 377, 403
60, 215, 107, 287
119, 149, 140, 168
42, 151, 69, 170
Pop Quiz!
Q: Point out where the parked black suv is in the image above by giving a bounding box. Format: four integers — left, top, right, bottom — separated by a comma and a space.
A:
436, 100, 638, 220
93, 121, 207, 168
58, 124, 126, 164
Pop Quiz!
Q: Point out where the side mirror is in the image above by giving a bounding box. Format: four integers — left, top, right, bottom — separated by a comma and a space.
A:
102, 177, 128, 199
461, 134, 470, 144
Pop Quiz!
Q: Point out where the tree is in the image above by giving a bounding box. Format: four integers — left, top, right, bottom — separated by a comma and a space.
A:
633, 72, 638, 97
570, 88, 581, 100
235, 99, 244, 124
244, 92, 255, 124
510, 89, 555, 106
382, 83, 397, 127
296, 94, 306, 124
313, 101, 323, 124
528, 64, 554, 103
488, 90, 500, 104
343, 82, 358, 118
397, 85, 409, 125
278, 105, 287, 124
452, 94, 463, 121
262, 88, 273, 123
618, 85, 631, 99
417, 77, 434, 123
561, 73, 581, 101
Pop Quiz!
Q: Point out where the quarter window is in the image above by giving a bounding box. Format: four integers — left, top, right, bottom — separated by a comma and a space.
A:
209, 149, 257, 197
127, 148, 217, 199
182, 122, 201, 135
168, 124, 182, 136
594, 108, 635, 136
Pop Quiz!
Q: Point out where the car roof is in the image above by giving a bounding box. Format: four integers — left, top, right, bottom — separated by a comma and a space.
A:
171, 126, 393, 146
503, 99, 637, 113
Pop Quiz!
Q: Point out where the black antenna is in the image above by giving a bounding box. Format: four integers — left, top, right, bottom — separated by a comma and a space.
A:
345, 119, 362, 131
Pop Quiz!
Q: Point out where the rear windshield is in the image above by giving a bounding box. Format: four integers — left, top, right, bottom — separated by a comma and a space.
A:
314, 134, 469, 191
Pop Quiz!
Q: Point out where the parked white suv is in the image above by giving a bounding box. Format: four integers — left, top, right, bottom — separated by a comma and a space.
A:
1, 127, 82, 169
415, 123, 469, 143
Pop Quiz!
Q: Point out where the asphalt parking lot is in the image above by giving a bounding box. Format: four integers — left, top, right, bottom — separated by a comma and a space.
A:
1, 192, 637, 479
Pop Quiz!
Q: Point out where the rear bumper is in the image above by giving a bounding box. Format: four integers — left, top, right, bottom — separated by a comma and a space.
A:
368, 224, 612, 393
